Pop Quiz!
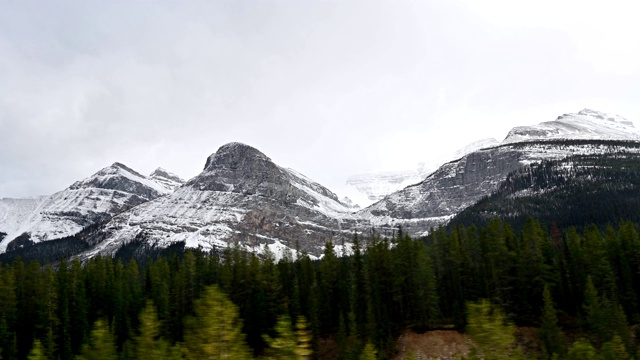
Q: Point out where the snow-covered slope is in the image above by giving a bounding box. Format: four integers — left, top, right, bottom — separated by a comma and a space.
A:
0, 196, 47, 243
149, 168, 184, 192
85, 143, 361, 258
341, 138, 498, 207
503, 109, 640, 144
0, 163, 172, 252
360, 109, 640, 237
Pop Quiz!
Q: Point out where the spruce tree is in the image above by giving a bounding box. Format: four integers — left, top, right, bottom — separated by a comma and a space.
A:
263, 314, 312, 359
566, 338, 597, 360
183, 285, 251, 360
600, 335, 630, 360
27, 340, 46, 360
539, 285, 564, 358
465, 299, 518, 359
77, 319, 117, 360
134, 300, 180, 360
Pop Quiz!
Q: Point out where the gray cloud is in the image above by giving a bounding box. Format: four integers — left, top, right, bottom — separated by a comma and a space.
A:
2, 0, 639, 198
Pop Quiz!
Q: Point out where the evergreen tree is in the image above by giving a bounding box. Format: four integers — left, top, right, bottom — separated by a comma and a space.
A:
134, 300, 180, 360
600, 335, 630, 360
183, 285, 251, 360
27, 340, 46, 360
318, 241, 340, 334
539, 285, 564, 358
565, 338, 597, 360
465, 299, 519, 359
358, 342, 376, 360
262, 313, 311, 359
77, 319, 117, 360
352, 235, 370, 339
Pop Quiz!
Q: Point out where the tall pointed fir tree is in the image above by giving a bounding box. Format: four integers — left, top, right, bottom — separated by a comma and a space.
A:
183, 285, 252, 360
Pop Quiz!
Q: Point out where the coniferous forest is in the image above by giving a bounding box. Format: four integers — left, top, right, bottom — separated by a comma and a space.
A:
3, 219, 640, 359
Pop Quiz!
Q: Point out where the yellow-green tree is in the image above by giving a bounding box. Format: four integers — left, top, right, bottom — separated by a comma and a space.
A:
77, 319, 117, 360
134, 300, 180, 360
263, 315, 312, 359
600, 335, 630, 360
358, 342, 376, 360
565, 338, 597, 360
183, 285, 252, 360
465, 299, 521, 359
27, 340, 46, 360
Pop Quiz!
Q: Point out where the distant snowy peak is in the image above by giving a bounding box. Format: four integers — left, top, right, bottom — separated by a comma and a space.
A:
342, 137, 499, 208
503, 109, 640, 144
149, 167, 184, 192
70, 162, 172, 197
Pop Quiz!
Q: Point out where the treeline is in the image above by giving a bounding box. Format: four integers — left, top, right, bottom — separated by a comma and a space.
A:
2, 218, 640, 358
451, 153, 640, 231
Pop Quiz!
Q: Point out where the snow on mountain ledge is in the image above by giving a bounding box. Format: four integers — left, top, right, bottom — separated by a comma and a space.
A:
503, 109, 640, 144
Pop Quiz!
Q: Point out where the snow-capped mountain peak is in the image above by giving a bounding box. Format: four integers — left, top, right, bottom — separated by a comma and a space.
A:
503, 108, 640, 144
149, 167, 184, 192
69, 162, 172, 196
0, 162, 174, 252
82, 142, 360, 258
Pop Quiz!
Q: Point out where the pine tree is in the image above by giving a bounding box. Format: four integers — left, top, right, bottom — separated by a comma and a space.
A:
134, 300, 181, 360
352, 235, 370, 339
261, 313, 312, 359
583, 276, 607, 344
27, 339, 46, 360
600, 335, 630, 360
565, 338, 597, 360
465, 299, 518, 359
539, 285, 564, 358
77, 319, 117, 360
358, 342, 376, 360
294, 316, 312, 359
183, 285, 252, 360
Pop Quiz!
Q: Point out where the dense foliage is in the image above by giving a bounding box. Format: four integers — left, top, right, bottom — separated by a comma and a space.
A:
2, 219, 640, 358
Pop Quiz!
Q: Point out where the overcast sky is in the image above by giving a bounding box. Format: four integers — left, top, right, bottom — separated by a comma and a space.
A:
2, 0, 640, 198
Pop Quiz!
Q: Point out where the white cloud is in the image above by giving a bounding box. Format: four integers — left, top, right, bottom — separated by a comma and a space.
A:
1, 0, 640, 198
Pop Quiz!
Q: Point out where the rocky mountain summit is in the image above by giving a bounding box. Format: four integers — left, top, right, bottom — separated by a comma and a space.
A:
0, 162, 177, 252
149, 168, 185, 191
85, 143, 362, 258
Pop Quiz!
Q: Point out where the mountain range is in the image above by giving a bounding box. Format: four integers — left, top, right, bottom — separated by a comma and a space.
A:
2, 108, 639, 259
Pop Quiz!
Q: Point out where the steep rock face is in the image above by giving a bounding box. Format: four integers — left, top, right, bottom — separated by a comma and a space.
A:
0, 163, 171, 252
87, 143, 360, 258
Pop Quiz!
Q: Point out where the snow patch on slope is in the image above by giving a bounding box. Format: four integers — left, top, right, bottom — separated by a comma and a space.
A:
503, 109, 640, 144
